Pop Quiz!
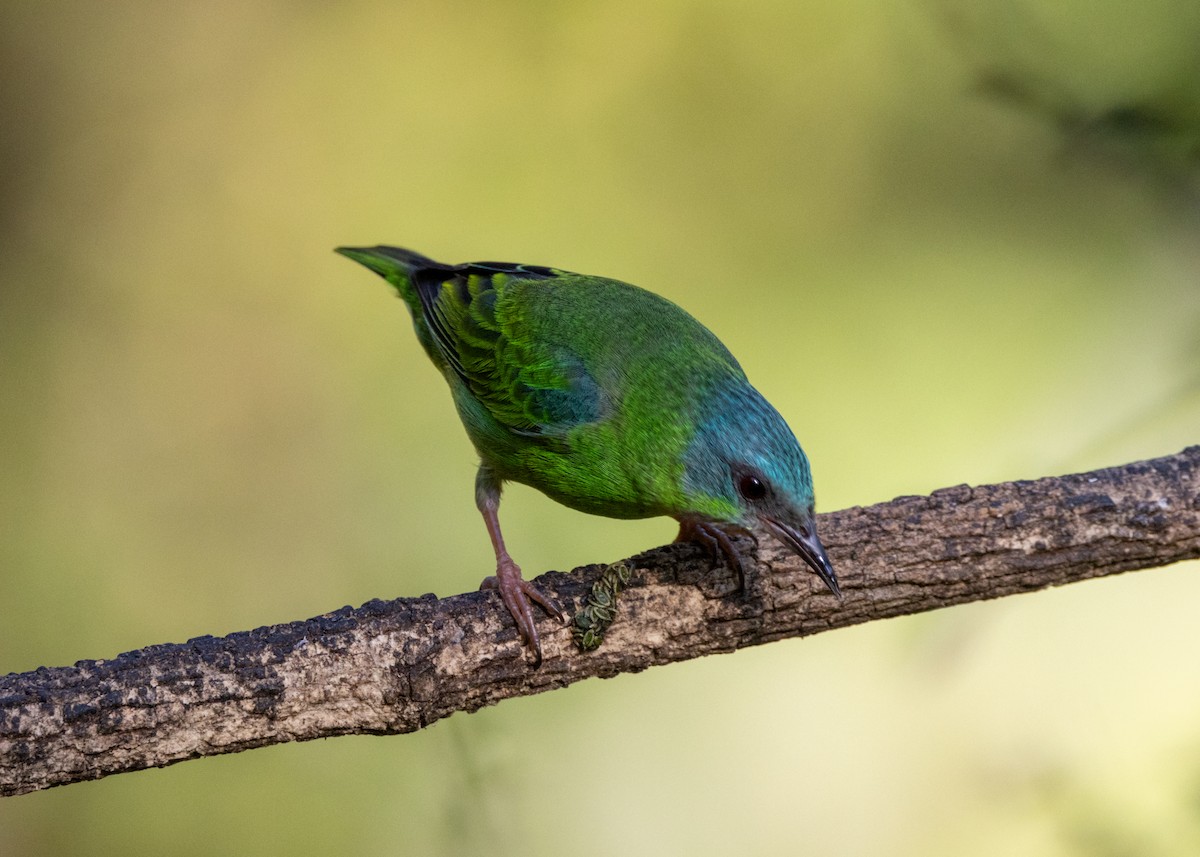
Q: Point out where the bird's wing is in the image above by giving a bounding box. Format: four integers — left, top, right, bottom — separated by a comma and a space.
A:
410, 260, 603, 437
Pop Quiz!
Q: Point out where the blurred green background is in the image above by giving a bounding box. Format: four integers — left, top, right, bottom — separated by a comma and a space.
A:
2, 1, 1199, 855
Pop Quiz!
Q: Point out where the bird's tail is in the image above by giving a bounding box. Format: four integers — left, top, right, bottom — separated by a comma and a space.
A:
334, 245, 440, 318
336, 244, 458, 366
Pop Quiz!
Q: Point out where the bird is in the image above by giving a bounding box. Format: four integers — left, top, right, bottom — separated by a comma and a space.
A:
336, 245, 841, 664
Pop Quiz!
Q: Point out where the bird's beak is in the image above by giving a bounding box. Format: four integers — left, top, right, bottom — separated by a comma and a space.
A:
760, 516, 843, 600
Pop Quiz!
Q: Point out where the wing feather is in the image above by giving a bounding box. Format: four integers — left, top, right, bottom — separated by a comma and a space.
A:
408, 258, 602, 438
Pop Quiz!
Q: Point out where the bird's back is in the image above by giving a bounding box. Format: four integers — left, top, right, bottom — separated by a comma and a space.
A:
338, 246, 748, 518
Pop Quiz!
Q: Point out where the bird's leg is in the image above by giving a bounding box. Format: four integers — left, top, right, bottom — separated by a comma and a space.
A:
476, 467, 565, 665
675, 519, 755, 590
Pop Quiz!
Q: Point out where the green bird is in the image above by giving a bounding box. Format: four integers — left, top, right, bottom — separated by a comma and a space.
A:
336, 246, 841, 663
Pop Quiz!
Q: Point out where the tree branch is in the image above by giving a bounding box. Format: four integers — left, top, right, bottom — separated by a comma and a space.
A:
3, 447, 1199, 797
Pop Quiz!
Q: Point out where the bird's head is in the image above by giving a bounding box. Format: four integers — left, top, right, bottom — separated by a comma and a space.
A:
680, 380, 840, 598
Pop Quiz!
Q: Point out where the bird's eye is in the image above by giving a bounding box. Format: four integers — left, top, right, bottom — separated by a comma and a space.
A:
737, 474, 767, 501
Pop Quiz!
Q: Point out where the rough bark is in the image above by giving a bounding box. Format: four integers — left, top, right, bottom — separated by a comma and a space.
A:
3, 447, 1199, 797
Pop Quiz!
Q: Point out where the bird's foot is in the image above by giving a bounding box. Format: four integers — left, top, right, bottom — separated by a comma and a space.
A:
675, 520, 756, 590
480, 558, 565, 666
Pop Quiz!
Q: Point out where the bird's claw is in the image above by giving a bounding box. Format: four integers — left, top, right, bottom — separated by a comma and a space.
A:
481, 559, 565, 666
676, 520, 755, 590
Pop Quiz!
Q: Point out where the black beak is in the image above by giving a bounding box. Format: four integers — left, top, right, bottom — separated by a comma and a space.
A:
761, 517, 843, 600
